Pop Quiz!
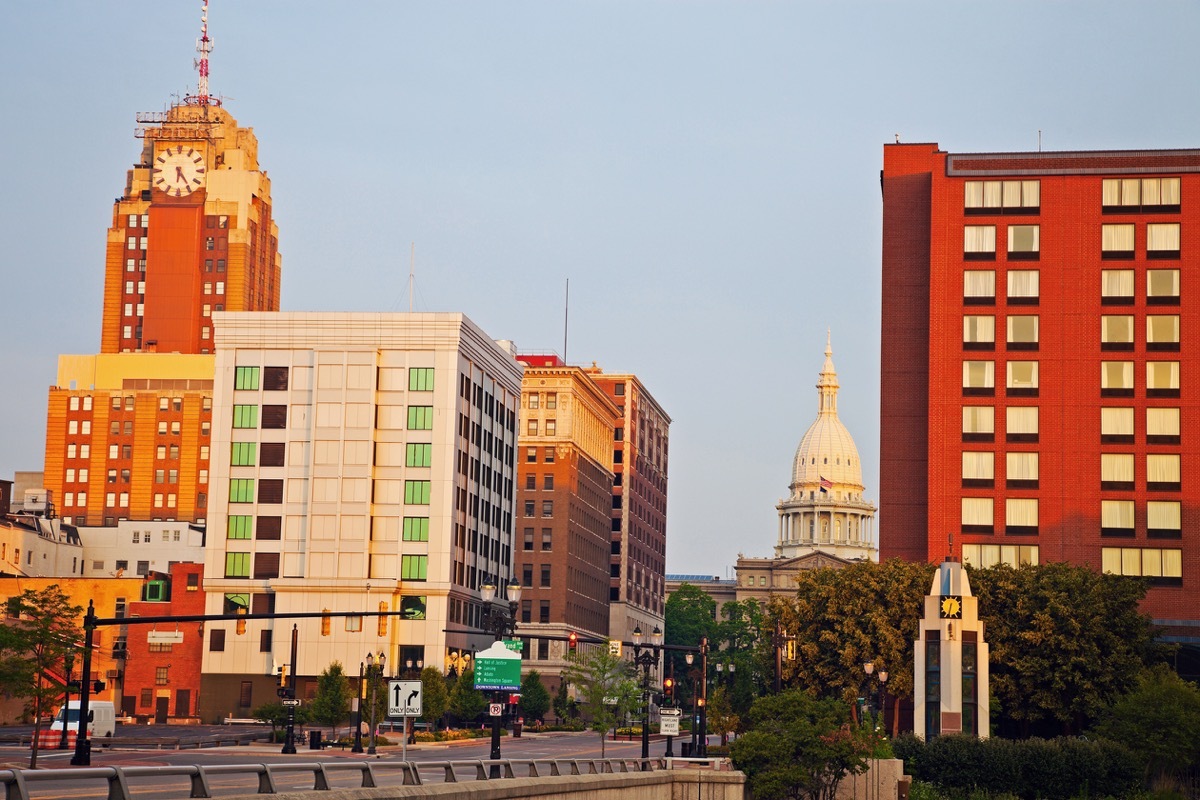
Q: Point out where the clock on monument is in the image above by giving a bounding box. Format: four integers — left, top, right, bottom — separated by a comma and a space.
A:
153, 144, 207, 196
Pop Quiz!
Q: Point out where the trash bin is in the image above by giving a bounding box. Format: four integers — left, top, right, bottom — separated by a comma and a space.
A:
680, 742, 692, 758
513, 719, 523, 738
308, 730, 322, 750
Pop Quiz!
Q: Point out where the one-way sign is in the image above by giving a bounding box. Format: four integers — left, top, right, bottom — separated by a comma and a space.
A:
387, 680, 422, 717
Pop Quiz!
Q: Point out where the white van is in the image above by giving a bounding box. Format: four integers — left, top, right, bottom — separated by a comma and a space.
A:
50, 700, 116, 738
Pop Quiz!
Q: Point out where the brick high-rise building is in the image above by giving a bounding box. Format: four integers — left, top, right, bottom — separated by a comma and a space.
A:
880, 142, 1199, 632
513, 355, 618, 683
43, 6, 278, 530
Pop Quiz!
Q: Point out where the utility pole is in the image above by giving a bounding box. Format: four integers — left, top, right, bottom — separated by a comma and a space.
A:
281, 625, 298, 754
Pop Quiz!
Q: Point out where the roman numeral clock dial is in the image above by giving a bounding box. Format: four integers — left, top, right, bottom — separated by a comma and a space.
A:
153, 145, 207, 196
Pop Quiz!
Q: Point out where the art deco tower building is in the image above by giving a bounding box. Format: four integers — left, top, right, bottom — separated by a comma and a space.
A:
44, 3, 280, 530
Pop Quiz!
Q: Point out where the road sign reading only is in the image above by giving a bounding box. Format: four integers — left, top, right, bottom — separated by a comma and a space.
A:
387, 680, 422, 717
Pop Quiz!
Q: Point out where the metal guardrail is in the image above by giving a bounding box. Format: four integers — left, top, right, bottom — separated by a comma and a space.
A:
0, 757, 669, 800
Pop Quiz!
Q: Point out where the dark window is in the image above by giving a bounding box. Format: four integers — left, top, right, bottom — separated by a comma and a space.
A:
260, 442, 285, 467
539, 600, 550, 623
258, 479, 284, 504
254, 552, 280, 580
263, 367, 289, 391
251, 593, 276, 615
259, 629, 273, 652
261, 405, 287, 429
210, 629, 226, 652
257, 516, 283, 540
239, 681, 252, 708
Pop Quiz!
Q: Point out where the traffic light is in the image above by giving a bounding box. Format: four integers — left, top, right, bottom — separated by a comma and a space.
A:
568, 632, 578, 653
92, 680, 105, 693
276, 665, 293, 699
321, 609, 331, 636
236, 607, 247, 635
663, 677, 674, 700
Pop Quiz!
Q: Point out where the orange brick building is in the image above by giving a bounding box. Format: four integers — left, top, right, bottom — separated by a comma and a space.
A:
880, 143, 1199, 639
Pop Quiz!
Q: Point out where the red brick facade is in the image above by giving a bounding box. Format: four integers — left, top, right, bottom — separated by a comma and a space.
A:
123, 563, 206, 720
880, 143, 1200, 629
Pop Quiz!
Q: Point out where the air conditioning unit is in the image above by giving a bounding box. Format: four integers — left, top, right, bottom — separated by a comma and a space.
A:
106, 669, 121, 680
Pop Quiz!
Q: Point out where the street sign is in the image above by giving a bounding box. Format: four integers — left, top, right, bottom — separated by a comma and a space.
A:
608, 640, 622, 657
387, 680, 422, 717
281, 699, 301, 707
659, 715, 680, 736
502, 638, 523, 653
660, 708, 682, 716
489, 703, 503, 717
474, 641, 522, 691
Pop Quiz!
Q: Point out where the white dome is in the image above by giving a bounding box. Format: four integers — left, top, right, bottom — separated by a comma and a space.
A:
789, 335, 865, 491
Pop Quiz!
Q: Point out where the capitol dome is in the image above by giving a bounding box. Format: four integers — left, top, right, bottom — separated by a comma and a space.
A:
790, 335, 864, 493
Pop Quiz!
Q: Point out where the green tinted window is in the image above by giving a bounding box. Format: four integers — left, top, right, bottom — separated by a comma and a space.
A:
404, 480, 431, 505
227, 515, 253, 539
409, 368, 434, 391
231, 442, 256, 466
401, 555, 428, 581
229, 479, 255, 503
407, 406, 433, 430
232, 405, 258, 429
403, 517, 429, 541
406, 443, 432, 467
235, 367, 260, 391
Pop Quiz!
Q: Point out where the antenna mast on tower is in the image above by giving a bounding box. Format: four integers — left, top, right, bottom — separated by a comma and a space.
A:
185, 0, 221, 107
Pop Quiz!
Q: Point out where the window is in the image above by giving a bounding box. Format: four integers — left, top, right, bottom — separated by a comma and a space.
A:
962, 361, 995, 396
404, 480, 431, 504
1005, 498, 1038, 534
1147, 454, 1181, 491
962, 406, 994, 443
257, 517, 282, 540
541, 500, 553, 517
1147, 408, 1180, 445
1101, 408, 1134, 444
1007, 225, 1039, 259
1006, 361, 1038, 397
260, 442, 285, 467
401, 555, 428, 581
1102, 177, 1180, 212
406, 443, 432, 468
1148, 501, 1182, 538
963, 226, 996, 259
235, 367, 260, 391
961, 452, 994, 488
231, 442, 256, 466
257, 479, 283, 503
261, 405, 287, 429
1102, 547, 1182, 583
263, 366, 289, 391
964, 180, 1039, 213
523, 528, 534, 550
232, 405, 258, 428
962, 316, 995, 350
545, 420, 557, 436
524, 500, 535, 516
964, 270, 996, 304
1101, 500, 1135, 537
1004, 271, 1039, 307
546, 393, 557, 409
1101, 361, 1134, 397
403, 517, 429, 541
1101, 270, 1135, 305
541, 529, 552, 550
528, 393, 540, 409
1147, 223, 1181, 258
409, 368, 434, 391
1147, 316, 1180, 351
209, 629, 226, 652
1006, 316, 1038, 350
1101, 454, 1135, 491
224, 553, 250, 578
227, 515, 253, 539
1006, 406, 1038, 443
1101, 315, 1134, 351
963, 543, 1039, 568
527, 420, 538, 436
1147, 269, 1180, 304
526, 447, 537, 463
544, 447, 555, 463
229, 478, 255, 503
401, 596, 427, 619
1102, 224, 1135, 258
1147, 362, 1180, 397
1006, 452, 1039, 489
408, 406, 434, 430
961, 498, 993, 534
525, 474, 536, 491
521, 564, 533, 587
543, 474, 554, 491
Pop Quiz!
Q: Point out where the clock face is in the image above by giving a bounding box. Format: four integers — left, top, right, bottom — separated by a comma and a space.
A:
153, 145, 206, 196
940, 595, 963, 619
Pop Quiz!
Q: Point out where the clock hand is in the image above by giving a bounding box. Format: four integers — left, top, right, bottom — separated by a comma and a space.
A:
176, 166, 186, 182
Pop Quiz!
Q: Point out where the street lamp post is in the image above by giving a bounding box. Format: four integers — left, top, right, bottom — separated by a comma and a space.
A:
59, 653, 75, 750
480, 581, 522, 778
698, 637, 709, 758
685, 652, 696, 755
631, 624, 663, 767
351, 661, 365, 753
713, 661, 736, 746
365, 651, 385, 755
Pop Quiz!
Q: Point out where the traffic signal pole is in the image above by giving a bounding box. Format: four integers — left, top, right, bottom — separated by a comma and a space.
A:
281, 625, 298, 754
69, 602, 96, 765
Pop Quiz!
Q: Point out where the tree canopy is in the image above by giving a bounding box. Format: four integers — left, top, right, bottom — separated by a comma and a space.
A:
664, 583, 717, 683
309, 661, 351, 737
1093, 664, 1200, 782
420, 666, 450, 728
518, 670, 551, 723
449, 668, 487, 723
561, 642, 640, 757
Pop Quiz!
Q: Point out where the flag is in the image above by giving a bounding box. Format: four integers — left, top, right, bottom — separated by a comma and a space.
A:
819, 476, 833, 492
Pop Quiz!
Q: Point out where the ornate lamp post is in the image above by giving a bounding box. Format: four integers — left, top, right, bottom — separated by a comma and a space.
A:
351, 661, 366, 753
685, 652, 696, 755
698, 637, 709, 757
365, 651, 386, 755
862, 661, 888, 729
631, 624, 662, 766
480, 581, 522, 777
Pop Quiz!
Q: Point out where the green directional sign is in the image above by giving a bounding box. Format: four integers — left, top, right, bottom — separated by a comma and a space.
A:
474, 641, 522, 691
503, 639, 523, 653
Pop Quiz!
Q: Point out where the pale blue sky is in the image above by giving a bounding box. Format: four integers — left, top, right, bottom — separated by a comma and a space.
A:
2, 2, 1199, 575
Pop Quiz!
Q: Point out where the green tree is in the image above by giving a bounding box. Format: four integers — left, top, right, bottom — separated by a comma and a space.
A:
664, 583, 717, 695
420, 666, 450, 729
1093, 664, 1200, 782
309, 661, 352, 739
973, 562, 1164, 735
561, 641, 640, 757
707, 685, 739, 745
772, 559, 935, 733
553, 680, 578, 722
519, 670, 551, 723
730, 689, 872, 800
4, 585, 83, 769
449, 668, 487, 725
715, 598, 766, 717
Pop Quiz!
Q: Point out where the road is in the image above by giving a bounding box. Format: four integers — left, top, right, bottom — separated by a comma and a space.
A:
0, 727, 703, 800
